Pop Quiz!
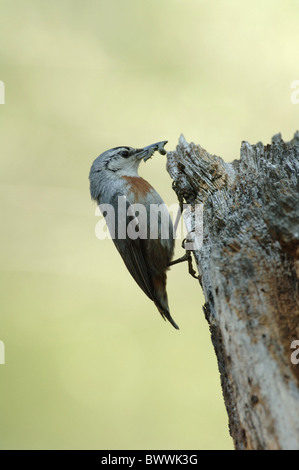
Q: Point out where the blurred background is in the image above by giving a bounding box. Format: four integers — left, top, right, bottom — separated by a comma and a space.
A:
0, 0, 298, 450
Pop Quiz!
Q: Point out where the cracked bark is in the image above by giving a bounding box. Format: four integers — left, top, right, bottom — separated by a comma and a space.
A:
166, 132, 299, 450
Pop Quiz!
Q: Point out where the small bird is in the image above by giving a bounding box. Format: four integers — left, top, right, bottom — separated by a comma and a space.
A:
89, 141, 179, 329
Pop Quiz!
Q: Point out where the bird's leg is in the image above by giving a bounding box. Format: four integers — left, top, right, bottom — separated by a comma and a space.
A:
186, 250, 199, 280
168, 238, 199, 280
168, 253, 189, 266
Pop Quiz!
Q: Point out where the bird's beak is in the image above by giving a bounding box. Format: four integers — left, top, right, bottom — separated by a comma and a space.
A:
135, 141, 168, 162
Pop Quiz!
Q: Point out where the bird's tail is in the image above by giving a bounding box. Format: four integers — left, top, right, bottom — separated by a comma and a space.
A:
152, 274, 179, 330
156, 304, 180, 330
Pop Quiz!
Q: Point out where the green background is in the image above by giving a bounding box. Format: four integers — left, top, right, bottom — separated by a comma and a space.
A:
0, 0, 298, 450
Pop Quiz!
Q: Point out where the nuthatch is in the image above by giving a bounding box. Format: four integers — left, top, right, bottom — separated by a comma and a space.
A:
89, 141, 179, 329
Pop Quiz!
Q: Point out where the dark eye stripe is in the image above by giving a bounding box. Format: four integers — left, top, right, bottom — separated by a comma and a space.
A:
121, 150, 130, 157
111, 146, 130, 152
110, 146, 131, 158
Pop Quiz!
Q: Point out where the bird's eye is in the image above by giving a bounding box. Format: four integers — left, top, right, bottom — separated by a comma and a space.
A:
119, 149, 130, 158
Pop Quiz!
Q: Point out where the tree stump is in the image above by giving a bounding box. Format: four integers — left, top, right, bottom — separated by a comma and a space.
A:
167, 132, 299, 450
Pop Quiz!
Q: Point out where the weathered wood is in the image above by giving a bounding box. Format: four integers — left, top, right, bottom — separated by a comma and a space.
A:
167, 132, 299, 450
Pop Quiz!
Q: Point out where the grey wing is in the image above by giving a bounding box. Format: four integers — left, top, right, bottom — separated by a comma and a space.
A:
113, 236, 156, 301
104, 193, 155, 301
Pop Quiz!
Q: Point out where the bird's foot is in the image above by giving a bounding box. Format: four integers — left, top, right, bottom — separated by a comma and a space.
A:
168, 239, 199, 280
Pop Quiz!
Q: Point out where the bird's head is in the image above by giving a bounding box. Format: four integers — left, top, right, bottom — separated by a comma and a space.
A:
89, 141, 168, 199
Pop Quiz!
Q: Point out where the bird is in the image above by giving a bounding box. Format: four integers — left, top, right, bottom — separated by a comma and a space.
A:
89, 141, 179, 329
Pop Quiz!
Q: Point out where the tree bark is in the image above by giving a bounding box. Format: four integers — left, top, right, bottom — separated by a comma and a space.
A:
166, 132, 299, 450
